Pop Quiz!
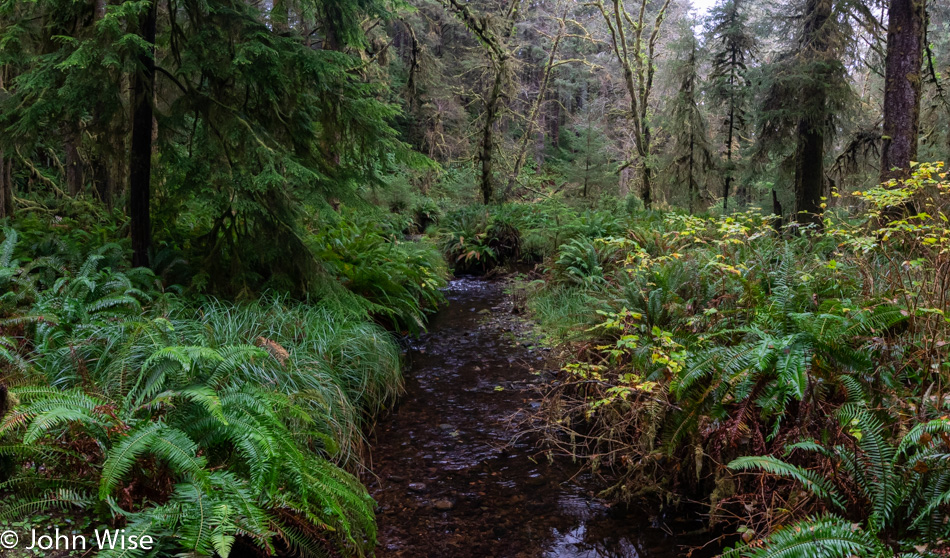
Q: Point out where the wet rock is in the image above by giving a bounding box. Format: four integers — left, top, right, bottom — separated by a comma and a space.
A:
439, 423, 455, 431
433, 499, 455, 511
525, 474, 545, 486
408, 482, 427, 493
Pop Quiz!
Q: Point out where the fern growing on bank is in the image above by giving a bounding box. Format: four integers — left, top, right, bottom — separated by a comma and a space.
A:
725, 405, 950, 557
0, 225, 417, 556
1, 343, 377, 557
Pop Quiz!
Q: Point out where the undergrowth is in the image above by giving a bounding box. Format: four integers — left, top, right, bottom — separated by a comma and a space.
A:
494, 163, 950, 556
0, 208, 446, 556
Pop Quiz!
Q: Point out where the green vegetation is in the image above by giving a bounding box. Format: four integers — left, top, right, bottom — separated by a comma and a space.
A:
515, 163, 950, 556
0, 214, 443, 556
1, 0, 948, 555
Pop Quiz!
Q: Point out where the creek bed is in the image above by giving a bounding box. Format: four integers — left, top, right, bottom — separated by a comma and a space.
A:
365, 277, 712, 557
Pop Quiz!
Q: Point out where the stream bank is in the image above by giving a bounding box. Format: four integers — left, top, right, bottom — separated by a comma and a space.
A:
365, 277, 716, 557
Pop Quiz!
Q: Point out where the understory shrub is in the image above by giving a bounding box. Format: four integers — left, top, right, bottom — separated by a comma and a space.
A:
522, 163, 950, 556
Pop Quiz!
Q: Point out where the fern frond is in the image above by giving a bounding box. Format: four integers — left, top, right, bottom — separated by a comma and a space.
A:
728, 456, 845, 510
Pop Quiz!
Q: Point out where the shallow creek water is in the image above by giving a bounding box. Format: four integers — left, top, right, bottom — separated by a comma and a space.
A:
364, 278, 715, 557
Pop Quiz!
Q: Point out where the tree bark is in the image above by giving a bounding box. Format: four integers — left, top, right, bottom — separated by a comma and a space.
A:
794, 0, 831, 228
0, 155, 11, 219
772, 188, 783, 231
880, 0, 925, 182
93, 158, 115, 209
129, 0, 156, 267
440, 0, 519, 205
65, 136, 83, 196
504, 11, 564, 199
478, 69, 504, 204
723, 100, 734, 211
504, 10, 566, 199
272, 0, 290, 33
722, 39, 739, 212
641, 124, 652, 208
795, 117, 825, 227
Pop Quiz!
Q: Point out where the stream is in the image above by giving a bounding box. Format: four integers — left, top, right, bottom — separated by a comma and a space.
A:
365, 277, 715, 557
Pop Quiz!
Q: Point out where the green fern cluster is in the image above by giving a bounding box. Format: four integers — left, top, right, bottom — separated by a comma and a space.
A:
674, 249, 904, 442
311, 209, 448, 332
2, 346, 376, 557
436, 201, 627, 273
726, 405, 950, 557
0, 227, 412, 556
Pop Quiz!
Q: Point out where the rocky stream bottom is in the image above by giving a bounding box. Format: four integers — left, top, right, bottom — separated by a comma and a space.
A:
364, 277, 717, 557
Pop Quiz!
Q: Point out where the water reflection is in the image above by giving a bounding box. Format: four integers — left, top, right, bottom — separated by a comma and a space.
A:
365, 278, 712, 557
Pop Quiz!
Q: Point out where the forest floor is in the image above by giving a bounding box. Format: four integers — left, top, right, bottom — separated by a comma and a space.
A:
363, 275, 714, 557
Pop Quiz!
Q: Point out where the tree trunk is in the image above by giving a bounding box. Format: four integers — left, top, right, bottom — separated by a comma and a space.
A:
641, 124, 652, 209
772, 188, 783, 231
723, 44, 738, 212
272, 0, 290, 33
723, 103, 734, 211
129, 0, 156, 267
689, 126, 696, 214
795, 118, 824, 227
0, 154, 11, 219
880, 0, 925, 182
794, 0, 831, 228
65, 137, 83, 196
93, 157, 115, 209
479, 68, 504, 204
504, 12, 564, 199
583, 113, 592, 198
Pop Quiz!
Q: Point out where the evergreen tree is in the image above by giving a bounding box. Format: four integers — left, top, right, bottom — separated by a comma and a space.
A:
706, 0, 755, 210
665, 24, 713, 213
880, 0, 926, 181
0, 0, 408, 291
754, 0, 851, 227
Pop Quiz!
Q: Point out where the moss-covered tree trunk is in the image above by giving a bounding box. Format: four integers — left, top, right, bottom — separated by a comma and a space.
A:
880, 0, 925, 181
1, 66, 12, 218
794, 115, 825, 226
479, 67, 504, 204
441, 0, 519, 205
65, 134, 82, 196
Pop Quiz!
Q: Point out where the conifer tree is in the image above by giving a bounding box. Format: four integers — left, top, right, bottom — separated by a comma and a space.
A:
880, 0, 926, 181
755, 0, 850, 227
666, 25, 713, 213
0, 0, 406, 289
706, 0, 755, 210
